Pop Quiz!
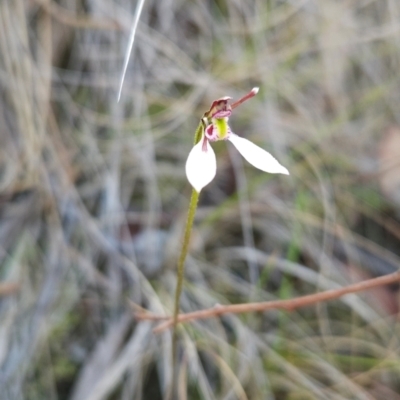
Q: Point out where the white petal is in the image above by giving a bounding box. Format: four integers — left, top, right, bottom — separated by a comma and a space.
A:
185, 138, 217, 192
228, 134, 289, 175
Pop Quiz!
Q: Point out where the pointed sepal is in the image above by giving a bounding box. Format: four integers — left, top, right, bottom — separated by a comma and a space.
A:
228, 134, 289, 175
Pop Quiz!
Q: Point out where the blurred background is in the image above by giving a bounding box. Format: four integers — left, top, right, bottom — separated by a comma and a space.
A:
1, 0, 400, 399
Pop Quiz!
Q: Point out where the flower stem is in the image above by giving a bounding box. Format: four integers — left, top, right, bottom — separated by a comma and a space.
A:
169, 121, 203, 396
172, 188, 199, 332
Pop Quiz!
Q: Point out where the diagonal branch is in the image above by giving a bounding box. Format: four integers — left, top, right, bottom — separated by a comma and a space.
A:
145, 271, 400, 333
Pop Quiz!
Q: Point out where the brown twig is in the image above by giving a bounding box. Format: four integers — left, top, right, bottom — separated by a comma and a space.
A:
135, 313, 170, 321
127, 299, 169, 321
0, 282, 19, 297
150, 271, 400, 333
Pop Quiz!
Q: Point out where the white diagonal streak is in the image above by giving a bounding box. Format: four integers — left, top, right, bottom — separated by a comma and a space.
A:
117, 0, 146, 102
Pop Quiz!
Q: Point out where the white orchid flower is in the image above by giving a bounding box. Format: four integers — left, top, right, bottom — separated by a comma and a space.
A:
185, 87, 289, 192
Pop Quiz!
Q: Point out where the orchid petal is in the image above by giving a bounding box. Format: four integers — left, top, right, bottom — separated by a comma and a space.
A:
185, 137, 217, 192
228, 133, 289, 175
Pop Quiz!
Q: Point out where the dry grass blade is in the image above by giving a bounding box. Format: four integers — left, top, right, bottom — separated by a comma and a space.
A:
117, 0, 146, 101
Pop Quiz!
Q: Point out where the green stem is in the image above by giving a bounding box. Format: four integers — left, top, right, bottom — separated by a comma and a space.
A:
169, 121, 203, 396
172, 188, 199, 330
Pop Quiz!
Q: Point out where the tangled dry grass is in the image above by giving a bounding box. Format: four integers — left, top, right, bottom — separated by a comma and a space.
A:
2, 0, 400, 399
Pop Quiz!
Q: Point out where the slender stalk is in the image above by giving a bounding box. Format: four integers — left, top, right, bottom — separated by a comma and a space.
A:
172, 188, 199, 333
169, 121, 203, 397
172, 120, 203, 329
